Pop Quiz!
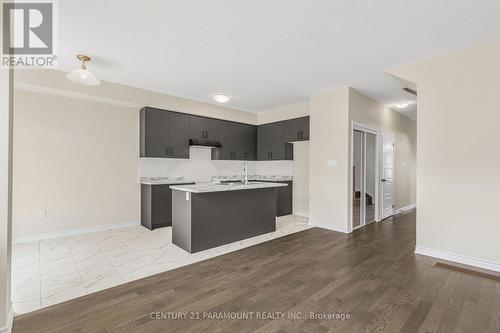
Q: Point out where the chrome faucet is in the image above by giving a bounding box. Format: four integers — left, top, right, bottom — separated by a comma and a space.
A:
243, 162, 249, 184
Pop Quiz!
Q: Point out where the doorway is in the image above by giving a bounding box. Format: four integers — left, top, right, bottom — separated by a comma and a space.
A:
380, 131, 395, 219
352, 125, 378, 230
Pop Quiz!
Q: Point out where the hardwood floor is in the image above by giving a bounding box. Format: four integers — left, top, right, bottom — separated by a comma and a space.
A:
13, 209, 500, 333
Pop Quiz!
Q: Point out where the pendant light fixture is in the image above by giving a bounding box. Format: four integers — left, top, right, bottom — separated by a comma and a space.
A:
65, 55, 101, 86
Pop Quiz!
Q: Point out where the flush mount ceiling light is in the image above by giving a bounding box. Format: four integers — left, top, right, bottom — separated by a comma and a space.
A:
211, 93, 232, 103
65, 55, 101, 86
394, 101, 410, 109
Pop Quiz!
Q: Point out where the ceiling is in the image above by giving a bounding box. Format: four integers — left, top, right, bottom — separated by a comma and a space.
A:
57, 0, 500, 117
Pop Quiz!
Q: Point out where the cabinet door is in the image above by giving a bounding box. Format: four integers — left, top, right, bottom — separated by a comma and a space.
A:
257, 123, 284, 160
151, 185, 172, 227
141, 108, 169, 157
168, 112, 190, 159
218, 121, 237, 160
189, 116, 206, 141
241, 124, 256, 160
189, 116, 224, 142
285, 117, 310, 142
257, 124, 272, 160
285, 118, 302, 142
300, 116, 310, 140
267, 122, 285, 160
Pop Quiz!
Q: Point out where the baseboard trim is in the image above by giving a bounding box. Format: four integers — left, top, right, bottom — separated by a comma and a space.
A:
309, 221, 349, 234
415, 246, 500, 273
394, 203, 416, 214
0, 303, 13, 333
13, 221, 140, 244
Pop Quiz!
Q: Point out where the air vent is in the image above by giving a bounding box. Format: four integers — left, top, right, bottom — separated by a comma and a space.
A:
403, 88, 417, 96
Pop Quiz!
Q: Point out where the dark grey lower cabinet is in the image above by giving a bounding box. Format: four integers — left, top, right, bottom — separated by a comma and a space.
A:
141, 183, 194, 230
276, 181, 293, 216
254, 181, 293, 216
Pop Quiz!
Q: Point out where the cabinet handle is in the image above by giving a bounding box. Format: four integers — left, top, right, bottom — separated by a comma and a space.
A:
300, 131, 303, 139
166, 147, 169, 156
170, 147, 173, 156
297, 131, 300, 139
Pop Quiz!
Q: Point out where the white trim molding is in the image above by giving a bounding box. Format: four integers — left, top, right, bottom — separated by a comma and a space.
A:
0, 304, 13, 333
415, 246, 500, 273
13, 221, 140, 244
309, 221, 349, 234
394, 203, 416, 214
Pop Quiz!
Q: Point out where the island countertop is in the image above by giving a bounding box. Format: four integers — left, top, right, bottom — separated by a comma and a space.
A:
170, 181, 287, 193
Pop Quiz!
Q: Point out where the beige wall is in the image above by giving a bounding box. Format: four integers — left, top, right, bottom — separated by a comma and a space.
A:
0, 67, 14, 330
15, 69, 258, 125
389, 40, 500, 267
292, 141, 309, 217
308, 87, 416, 233
349, 88, 417, 210
13, 89, 139, 240
12, 69, 259, 241
257, 101, 309, 125
309, 88, 350, 232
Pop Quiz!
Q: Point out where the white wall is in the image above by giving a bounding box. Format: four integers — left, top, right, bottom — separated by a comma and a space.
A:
292, 142, 309, 217
0, 66, 14, 331
257, 101, 309, 125
13, 89, 140, 241
389, 40, 500, 269
309, 88, 350, 232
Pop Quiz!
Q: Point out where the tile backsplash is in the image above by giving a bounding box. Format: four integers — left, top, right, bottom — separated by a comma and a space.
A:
140, 147, 293, 182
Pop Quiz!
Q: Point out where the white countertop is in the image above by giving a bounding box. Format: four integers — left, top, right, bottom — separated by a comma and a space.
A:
139, 177, 195, 185
170, 181, 288, 193
212, 175, 293, 182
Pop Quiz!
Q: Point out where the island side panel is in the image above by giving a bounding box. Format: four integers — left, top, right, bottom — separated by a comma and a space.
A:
190, 188, 277, 253
172, 190, 192, 253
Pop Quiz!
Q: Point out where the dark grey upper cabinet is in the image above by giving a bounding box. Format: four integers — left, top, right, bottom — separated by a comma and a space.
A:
257, 122, 286, 160
140, 107, 307, 160
140, 107, 189, 158
217, 122, 256, 160
257, 116, 310, 161
140, 108, 170, 157
285, 116, 310, 142
189, 116, 224, 142
167, 112, 190, 158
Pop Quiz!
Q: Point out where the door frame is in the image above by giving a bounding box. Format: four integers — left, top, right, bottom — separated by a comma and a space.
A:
379, 131, 396, 220
349, 122, 380, 232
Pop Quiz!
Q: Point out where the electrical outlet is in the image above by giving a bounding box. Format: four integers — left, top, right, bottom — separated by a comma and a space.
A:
38, 209, 47, 219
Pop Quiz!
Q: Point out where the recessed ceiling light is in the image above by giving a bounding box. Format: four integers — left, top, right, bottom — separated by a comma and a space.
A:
394, 101, 410, 109
211, 93, 232, 103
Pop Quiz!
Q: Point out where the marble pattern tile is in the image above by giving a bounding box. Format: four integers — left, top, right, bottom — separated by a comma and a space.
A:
11, 215, 310, 315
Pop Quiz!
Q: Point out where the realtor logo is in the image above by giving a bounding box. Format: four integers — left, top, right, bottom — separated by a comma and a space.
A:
2, 0, 57, 67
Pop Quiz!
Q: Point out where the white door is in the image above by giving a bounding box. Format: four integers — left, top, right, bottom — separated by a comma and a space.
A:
381, 132, 395, 219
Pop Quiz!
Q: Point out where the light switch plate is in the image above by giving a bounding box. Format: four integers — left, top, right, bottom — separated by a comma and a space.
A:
327, 160, 337, 167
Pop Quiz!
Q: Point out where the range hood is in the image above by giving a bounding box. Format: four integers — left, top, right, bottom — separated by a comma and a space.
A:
189, 139, 222, 149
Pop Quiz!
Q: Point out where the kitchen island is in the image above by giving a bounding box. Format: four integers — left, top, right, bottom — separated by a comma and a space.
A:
170, 182, 287, 253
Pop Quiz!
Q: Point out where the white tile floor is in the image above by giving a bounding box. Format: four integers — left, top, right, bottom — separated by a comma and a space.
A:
12, 215, 310, 314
